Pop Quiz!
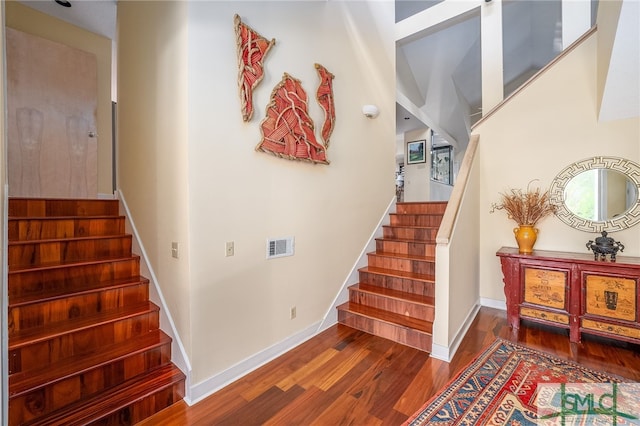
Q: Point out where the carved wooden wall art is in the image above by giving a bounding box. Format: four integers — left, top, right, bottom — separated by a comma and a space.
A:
314, 63, 335, 149
256, 73, 329, 164
234, 14, 276, 122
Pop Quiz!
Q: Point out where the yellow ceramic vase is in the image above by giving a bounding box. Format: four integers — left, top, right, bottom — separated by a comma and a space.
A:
514, 225, 538, 254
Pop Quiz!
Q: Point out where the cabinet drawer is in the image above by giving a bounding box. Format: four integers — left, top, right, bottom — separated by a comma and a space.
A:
582, 319, 640, 339
523, 267, 567, 309
521, 307, 569, 325
584, 275, 637, 321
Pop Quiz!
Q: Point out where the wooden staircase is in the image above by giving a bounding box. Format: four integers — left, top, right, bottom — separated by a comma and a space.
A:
7, 198, 186, 425
337, 201, 446, 352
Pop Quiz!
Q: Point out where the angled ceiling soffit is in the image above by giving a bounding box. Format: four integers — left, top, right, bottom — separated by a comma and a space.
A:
397, 47, 426, 107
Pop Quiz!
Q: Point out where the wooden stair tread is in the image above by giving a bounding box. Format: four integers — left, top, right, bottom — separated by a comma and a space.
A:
397, 201, 447, 205
9, 215, 125, 220
370, 251, 435, 262
383, 224, 440, 229
337, 302, 433, 333
8, 254, 140, 274
375, 237, 435, 244
22, 363, 186, 426
359, 266, 435, 282
9, 329, 171, 396
9, 276, 149, 307
353, 283, 435, 306
9, 301, 158, 349
8, 234, 130, 246
8, 216, 126, 241
8, 198, 120, 218
389, 212, 443, 216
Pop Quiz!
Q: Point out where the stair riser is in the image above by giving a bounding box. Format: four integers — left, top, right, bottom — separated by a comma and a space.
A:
367, 254, 435, 276
9, 199, 120, 218
382, 226, 438, 242
9, 218, 125, 242
396, 203, 447, 215
348, 288, 434, 321
337, 310, 432, 352
376, 240, 435, 257
8, 282, 149, 335
9, 257, 141, 300
8, 236, 133, 269
389, 214, 442, 227
358, 271, 434, 297
86, 381, 185, 426
9, 344, 171, 425
9, 311, 160, 375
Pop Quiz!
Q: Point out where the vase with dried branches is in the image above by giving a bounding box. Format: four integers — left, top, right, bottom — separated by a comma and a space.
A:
491, 181, 556, 253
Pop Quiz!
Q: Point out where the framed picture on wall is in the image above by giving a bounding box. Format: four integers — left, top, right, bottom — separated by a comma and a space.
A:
407, 140, 426, 164
431, 145, 453, 185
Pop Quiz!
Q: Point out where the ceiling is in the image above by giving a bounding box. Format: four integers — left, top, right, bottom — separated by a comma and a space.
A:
395, 0, 565, 146
395, 0, 639, 144
17, 0, 116, 40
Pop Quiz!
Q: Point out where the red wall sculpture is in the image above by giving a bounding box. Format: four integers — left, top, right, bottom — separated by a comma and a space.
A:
315, 63, 336, 149
234, 14, 275, 122
256, 73, 329, 165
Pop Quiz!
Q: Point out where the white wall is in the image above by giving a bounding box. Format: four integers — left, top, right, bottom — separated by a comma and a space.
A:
403, 128, 430, 201
118, 0, 396, 391
186, 0, 395, 385
475, 32, 640, 304
117, 0, 192, 365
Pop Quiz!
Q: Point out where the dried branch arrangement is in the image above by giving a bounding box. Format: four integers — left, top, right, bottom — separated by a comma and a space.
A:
491, 181, 556, 226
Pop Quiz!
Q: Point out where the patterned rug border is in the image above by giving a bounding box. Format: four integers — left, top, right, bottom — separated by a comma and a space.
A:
404, 337, 631, 425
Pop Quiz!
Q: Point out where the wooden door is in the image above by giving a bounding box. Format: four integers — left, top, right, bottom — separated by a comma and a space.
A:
6, 27, 98, 198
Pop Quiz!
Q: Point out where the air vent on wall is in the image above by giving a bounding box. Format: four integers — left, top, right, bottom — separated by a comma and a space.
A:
267, 237, 294, 259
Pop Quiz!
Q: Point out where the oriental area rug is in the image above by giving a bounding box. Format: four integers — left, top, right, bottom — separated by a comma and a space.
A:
404, 338, 640, 425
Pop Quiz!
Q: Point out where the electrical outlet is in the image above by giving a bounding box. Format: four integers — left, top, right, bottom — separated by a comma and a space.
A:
225, 241, 234, 257
290, 306, 296, 319
171, 242, 179, 259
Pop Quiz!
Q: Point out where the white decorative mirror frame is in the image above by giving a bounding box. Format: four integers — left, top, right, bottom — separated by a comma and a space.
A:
549, 156, 640, 232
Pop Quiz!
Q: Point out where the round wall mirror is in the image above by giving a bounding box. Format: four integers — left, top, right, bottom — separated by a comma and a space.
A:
549, 157, 640, 232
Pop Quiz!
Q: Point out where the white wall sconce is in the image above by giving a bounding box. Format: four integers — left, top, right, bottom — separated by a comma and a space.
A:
362, 104, 379, 119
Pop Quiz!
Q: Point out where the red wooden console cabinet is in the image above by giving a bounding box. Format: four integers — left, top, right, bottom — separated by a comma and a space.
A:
497, 246, 640, 344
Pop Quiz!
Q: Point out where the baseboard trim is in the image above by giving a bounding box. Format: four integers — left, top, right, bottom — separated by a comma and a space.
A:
431, 303, 481, 362
431, 299, 506, 361
480, 297, 506, 311
187, 321, 321, 406
97, 192, 116, 199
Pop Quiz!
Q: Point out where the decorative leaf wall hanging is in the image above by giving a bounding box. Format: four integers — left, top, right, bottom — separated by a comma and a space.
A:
256, 73, 329, 165
234, 14, 276, 122
314, 63, 336, 149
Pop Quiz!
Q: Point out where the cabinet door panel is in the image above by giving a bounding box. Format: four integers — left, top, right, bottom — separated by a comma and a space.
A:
523, 267, 567, 310
585, 275, 637, 321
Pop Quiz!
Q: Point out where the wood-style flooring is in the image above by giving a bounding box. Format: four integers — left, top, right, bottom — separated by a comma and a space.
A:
139, 307, 640, 425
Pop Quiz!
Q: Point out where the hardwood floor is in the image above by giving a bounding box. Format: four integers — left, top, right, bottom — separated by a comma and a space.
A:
139, 307, 640, 425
